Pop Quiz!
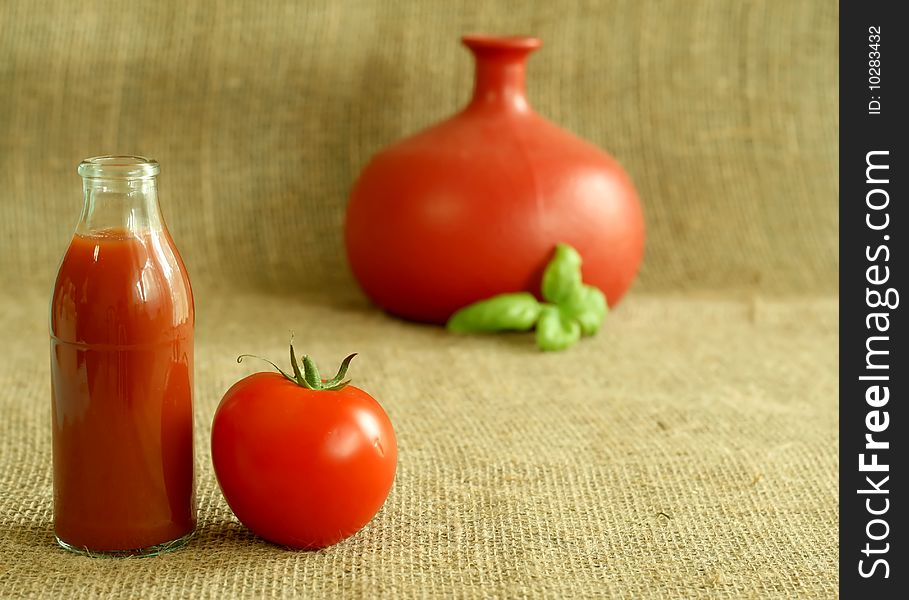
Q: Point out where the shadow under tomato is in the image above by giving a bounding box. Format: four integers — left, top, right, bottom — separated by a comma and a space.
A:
193, 518, 336, 554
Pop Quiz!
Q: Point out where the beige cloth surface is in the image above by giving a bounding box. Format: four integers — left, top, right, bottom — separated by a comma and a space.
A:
0, 0, 838, 598
0, 0, 837, 294
1, 291, 837, 598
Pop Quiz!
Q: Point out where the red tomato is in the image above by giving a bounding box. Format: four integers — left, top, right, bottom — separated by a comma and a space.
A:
211, 350, 397, 549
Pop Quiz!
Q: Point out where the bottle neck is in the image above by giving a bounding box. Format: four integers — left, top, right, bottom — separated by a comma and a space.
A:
463, 35, 541, 114
77, 177, 163, 236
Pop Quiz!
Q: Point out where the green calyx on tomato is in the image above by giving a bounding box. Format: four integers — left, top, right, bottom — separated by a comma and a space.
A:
238, 341, 357, 391
446, 243, 609, 351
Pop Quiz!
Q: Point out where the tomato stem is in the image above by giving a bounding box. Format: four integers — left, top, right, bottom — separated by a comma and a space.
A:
238, 340, 358, 392
289, 336, 306, 383
302, 355, 322, 388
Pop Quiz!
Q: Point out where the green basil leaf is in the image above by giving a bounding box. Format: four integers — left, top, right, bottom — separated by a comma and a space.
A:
561, 284, 608, 336
447, 292, 542, 333
535, 304, 581, 351
541, 243, 584, 304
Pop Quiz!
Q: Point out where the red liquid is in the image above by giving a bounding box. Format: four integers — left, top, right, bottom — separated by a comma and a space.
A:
50, 228, 195, 551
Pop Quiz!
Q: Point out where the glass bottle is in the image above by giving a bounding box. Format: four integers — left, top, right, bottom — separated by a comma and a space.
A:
49, 156, 195, 556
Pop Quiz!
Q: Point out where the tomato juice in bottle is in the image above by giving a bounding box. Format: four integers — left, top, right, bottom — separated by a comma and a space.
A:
49, 156, 195, 555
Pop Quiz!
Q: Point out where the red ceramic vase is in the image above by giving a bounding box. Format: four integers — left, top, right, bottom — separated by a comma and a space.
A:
345, 35, 644, 324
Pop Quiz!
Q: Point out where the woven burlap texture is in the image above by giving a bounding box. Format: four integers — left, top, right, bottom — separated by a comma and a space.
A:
0, 0, 837, 294
0, 0, 838, 598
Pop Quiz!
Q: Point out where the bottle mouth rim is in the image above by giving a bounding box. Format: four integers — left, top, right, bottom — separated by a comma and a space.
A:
78, 155, 160, 179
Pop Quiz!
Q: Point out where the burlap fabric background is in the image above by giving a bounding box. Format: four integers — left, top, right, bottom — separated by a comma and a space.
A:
0, 1, 838, 598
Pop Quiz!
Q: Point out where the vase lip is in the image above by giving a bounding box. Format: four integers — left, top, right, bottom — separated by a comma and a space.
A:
461, 34, 542, 52
78, 155, 160, 179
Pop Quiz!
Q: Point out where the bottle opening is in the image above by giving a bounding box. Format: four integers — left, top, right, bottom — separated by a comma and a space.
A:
78, 155, 160, 179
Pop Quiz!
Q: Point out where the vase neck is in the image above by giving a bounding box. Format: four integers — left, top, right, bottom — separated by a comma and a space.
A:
463, 35, 541, 113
